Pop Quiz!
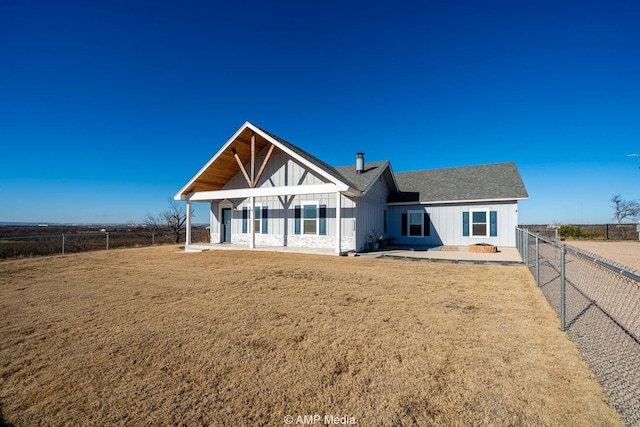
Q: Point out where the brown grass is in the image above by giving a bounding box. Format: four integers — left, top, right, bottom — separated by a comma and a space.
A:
0, 246, 623, 426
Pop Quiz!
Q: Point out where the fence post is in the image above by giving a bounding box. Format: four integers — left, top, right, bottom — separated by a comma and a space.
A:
106, 232, 109, 251
152, 231, 155, 246
524, 231, 529, 265
560, 244, 566, 331
536, 234, 540, 288
62, 233, 65, 255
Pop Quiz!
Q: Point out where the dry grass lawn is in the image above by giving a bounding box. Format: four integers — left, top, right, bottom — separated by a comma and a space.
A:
0, 246, 623, 426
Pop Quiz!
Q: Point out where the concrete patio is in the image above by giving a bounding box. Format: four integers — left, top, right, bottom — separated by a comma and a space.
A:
182, 243, 523, 265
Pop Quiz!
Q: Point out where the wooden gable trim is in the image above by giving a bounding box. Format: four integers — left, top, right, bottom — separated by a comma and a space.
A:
174, 121, 361, 200
254, 144, 276, 187
232, 148, 252, 187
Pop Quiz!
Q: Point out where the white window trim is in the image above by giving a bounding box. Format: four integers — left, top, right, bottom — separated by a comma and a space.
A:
254, 202, 262, 235
470, 209, 490, 238
407, 209, 424, 238
301, 201, 319, 236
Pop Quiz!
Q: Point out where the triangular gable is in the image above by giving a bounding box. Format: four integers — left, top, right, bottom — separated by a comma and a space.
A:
174, 122, 358, 199
334, 160, 399, 195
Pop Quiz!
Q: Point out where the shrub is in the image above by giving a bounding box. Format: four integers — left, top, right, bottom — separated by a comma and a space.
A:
559, 225, 605, 240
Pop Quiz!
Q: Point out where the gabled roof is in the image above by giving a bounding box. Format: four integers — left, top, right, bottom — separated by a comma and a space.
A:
175, 122, 527, 205
254, 125, 360, 190
334, 161, 399, 194
174, 122, 362, 198
388, 162, 528, 204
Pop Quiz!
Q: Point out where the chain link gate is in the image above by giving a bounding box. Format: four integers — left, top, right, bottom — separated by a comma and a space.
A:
517, 228, 640, 426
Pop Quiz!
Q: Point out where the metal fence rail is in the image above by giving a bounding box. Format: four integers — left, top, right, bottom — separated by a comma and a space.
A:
0, 232, 162, 259
0, 226, 214, 259
517, 228, 640, 426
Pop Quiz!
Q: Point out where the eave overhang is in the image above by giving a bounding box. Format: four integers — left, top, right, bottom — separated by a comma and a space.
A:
386, 196, 528, 206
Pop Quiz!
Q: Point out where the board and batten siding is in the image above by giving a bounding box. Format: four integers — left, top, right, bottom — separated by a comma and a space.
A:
355, 176, 390, 252
228, 193, 355, 250
223, 147, 329, 190
208, 147, 357, 250
388, 201, 519, 247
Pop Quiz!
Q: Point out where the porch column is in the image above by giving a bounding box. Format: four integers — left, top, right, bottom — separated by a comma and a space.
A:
249, 195, 255, 249
214, 202, 221, 243
335, 191, 341, 254
185, 200, 192, 245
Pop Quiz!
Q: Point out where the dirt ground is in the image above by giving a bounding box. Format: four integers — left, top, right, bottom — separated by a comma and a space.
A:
0, 246, 624, 426
564, 240, 640, 272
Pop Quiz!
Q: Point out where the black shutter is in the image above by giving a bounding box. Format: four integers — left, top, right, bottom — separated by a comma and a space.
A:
294, 205, 301, 234
242, 207, 248, 234
401, 213, 407, 236
319, 205, 327, 235
424, 212, 430, 236
262, 206, 268, 234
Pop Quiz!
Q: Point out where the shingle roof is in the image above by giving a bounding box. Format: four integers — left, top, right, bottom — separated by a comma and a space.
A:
388, 162, 528, 203
254, 125, 361, 189
334, 161, 391, 193
256, 124, 527, 203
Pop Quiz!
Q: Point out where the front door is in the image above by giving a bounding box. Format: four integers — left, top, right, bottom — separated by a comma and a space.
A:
222, 208, 232, 242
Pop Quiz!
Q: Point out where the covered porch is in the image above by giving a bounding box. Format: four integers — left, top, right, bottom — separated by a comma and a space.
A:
182, 184, 353, 255
174, 122, 362, 255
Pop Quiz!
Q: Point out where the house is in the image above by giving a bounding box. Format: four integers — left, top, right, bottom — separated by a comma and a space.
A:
174, 121, 528, 254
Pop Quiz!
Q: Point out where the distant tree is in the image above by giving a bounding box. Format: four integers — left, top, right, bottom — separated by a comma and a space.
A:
145, 199, 193, 243
611, 194, 640, 225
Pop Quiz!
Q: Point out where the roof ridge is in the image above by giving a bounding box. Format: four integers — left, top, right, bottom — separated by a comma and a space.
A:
333, 160, 390, 169
395, 161, 516, 175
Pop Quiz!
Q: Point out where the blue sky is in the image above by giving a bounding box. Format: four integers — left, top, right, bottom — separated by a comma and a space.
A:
1, 0, 639, 225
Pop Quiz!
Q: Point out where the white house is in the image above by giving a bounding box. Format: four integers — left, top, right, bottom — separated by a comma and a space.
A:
174, 122, 528, 254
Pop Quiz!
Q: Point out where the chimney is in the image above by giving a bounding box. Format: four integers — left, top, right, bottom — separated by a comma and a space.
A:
356, 152, 365, 174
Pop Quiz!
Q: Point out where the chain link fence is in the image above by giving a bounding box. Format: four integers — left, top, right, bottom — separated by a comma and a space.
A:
517, 228, 640, 426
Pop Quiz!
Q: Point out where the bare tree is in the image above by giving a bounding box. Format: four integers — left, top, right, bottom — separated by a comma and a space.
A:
145, 199, 193, 243
611, 194, 640, 225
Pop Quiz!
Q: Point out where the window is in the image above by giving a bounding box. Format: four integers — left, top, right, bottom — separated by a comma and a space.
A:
409, 211, 422, 236
401, 211, 430, 237
243, 205, 268, 234
294, 203, 327, 235
254, 205, 268, 234
303, 204, 317, 234
463, 210, 498, 237
472, 211, 487, 236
